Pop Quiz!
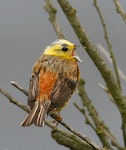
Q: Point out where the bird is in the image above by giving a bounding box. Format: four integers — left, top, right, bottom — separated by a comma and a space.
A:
20, 39, 82, 127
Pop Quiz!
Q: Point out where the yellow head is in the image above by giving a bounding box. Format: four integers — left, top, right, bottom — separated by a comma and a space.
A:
44, 39, 82, 62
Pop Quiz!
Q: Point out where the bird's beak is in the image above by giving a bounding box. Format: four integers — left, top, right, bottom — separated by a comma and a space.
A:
73, 54, 83, 62
72, 45, 83, 62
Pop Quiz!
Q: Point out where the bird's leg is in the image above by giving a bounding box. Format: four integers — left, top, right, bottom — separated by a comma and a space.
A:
50, 112, 62, 127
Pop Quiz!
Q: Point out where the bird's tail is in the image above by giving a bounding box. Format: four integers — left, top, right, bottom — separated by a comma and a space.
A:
20, 101, 51, 127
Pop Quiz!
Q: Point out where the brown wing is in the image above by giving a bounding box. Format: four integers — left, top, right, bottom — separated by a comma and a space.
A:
48, 76, 79, 114
28, 74, 39, 102
28, 60, 41, 109
50, 77, 77, 105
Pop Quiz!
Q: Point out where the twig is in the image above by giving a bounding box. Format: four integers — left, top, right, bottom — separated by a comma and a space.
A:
113, 0, 126, 23
1, 82, 103, 150
99, 83, 115, 103
97, 44, 126, 83
73, 102, 96, 131
93, 0, 121, 91
0, 87, 30, 113
10, 81, 28, 96
44, 0, 65, 39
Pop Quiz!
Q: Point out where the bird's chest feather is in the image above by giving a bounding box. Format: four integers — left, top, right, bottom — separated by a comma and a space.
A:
41, 56, 79, 80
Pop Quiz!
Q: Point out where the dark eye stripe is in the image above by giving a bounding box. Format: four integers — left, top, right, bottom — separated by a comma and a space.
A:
61, 44, 68, 47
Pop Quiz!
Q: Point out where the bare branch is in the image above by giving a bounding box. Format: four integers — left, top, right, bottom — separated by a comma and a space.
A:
99, 83, 115, 103
73, 102, 96, 131
113, 0, 126, 23
44, 0, 65, 39
10, 81, 28, 96
0, 87, 30, 113
97, 44, 126, 83
93, 0, 121, 91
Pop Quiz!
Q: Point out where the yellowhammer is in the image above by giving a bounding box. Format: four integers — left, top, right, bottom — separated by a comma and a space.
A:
21, 39, 82, 127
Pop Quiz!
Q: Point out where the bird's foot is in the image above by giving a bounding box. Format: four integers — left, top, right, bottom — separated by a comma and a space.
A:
50, 112, 62, 127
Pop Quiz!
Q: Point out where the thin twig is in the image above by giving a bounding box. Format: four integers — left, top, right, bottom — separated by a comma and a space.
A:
99, 83, 115, 103
113, 0, 126, 23
10, 81, 28, 96
74, 102, 96, 131
93, 0, 121, 91
0, 87, 30, 113
44, 0, 65, 39
97, 44, 126, 83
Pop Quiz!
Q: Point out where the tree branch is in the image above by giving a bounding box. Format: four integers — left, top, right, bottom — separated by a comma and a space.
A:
44, 0, 65, 39
0, 87, 30, 113
73, 102, 96, 131
10, 81, 28, 96
97, 44, 126, 83
93, 0, 121, 91
113, 0, 126, 23
77, 79, 124, 150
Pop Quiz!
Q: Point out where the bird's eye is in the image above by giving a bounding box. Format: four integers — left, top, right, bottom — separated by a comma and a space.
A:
62, 47, 68, 52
